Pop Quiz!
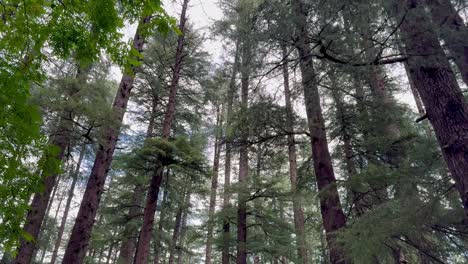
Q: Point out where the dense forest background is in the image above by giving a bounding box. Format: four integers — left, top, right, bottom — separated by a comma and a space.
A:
0, 0, 468, 263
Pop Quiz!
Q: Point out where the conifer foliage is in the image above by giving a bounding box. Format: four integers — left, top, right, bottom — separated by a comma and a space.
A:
0, 0, 467, 264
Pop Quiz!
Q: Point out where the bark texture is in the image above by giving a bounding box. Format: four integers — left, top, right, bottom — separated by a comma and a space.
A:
153, 172, 170, 264
291, 1, 349, 263
133, 2, 189, 263
392, 0, 468, 219
62, 16, 151, 264
425, 0, 468, 85
281, 46, 309, 264
50, 143, 86, 264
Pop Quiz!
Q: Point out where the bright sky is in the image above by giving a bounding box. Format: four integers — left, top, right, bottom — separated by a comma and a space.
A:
166, 0, 224, 60
111, 0, 224, 81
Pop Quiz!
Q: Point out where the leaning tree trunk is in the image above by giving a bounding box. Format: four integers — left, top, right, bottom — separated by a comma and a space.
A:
39, 179, 66, 263
133, 2, 189, 263
222, 37, 241, 264
390, 0, 468, 219
13, 63, 90, 264
35, 166, 62, 261
425, 0, 468, 86
291, 1, 349, 263
403, 60, 433, 137
62, 16, 151, 264
50, 143, 87, 264
281, 45, 309, 264
204, 106, 223, 264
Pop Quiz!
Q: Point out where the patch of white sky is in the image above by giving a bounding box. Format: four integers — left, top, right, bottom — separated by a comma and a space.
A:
110, 0, 224, 82
112, 0, 225, 138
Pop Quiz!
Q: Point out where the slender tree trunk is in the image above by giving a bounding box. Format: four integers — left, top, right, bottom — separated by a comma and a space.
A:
222, 38, 241, 264
403, 61, 433, 137
133, 1, 189, 263
236, 19, 252, 264
425, 0, 468, 85
291, 1, 348, 263
168, 184, 191, 264
115, 184, 145, 264
205, 107, 223, 264
153, 171, 170, 264
253, 149, 262, 264
50, 143, 86, 264
34, 168, 63, 262
40, 181, 67, 261
13, 63, 88, 263
176, 202, 190, 264
106, 243, 116, 264
63, 16, 151, 264
98, 247, 105, 263
281, 46, 309, 264
117, 105, 158, 264
391, 0, 468, 219
277, 202, 289, 264
328, 68, 365, 217
38, 245, 47, 264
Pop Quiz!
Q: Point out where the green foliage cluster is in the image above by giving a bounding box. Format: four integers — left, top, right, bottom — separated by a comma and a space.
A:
0, 0, 178, 253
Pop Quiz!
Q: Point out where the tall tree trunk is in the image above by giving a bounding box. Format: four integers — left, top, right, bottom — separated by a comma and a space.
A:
35, 168, 63, 262
50, 143, 87, 264
236, 19, 252, 264
222, 38, 241, 264
63, 16, 151, 264
425, 0, 468, 85
252, 149, 262, 264
277, 201, 289, 264
328, 69, 364, 217
403, 61, 433, 137
153, 171, 170, 264
13, 62, 90, 264
117, 104, 158, 264
39, 180, 67, 263
281, 46, 309, 264
176, 201, 189, 264
167, 208, 182, 264
390, 0, 468, 219
115, 184, 145, 264
291, 1, 348, 263
133, 1, 189, 263
205, 107, 223, 264
168, 184, 191, 264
